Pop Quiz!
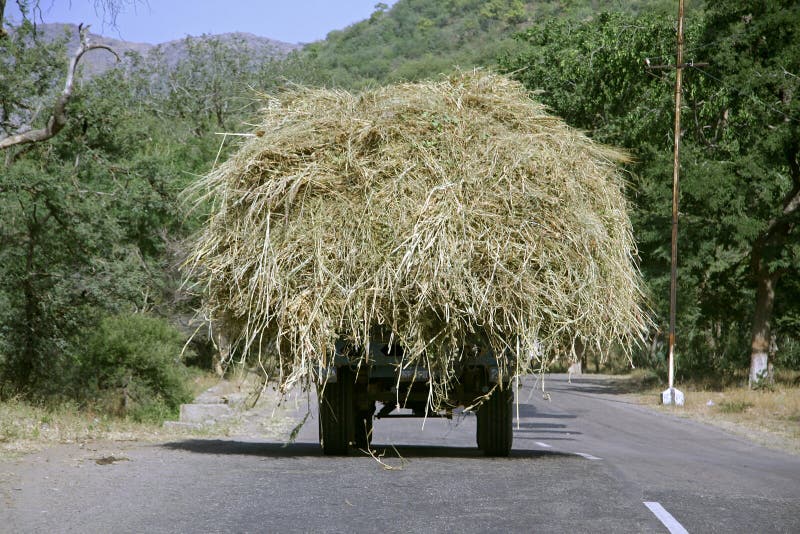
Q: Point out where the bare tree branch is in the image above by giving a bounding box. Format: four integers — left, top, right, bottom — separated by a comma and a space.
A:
0, 24, 119, 150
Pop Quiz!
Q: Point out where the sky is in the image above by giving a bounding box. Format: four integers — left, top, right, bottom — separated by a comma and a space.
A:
7, 1, 398, 44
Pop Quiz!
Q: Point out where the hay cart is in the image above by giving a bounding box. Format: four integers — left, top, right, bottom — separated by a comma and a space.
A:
318, 338, 513, 457
187, 72, 647, 463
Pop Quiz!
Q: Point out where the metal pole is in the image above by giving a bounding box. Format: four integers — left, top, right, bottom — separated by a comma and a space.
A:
667, 0, 685, 397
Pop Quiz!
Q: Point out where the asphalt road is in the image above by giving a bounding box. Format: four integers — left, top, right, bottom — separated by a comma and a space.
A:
2, 375, 799, 533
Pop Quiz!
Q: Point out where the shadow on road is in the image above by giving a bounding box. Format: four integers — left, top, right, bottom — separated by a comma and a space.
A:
160, 439, 574, 460
538, 376, 652, 406
515, 422, 568, 429
516, 403, 577, 419
512, 405, 582, 438
560, 376, 656, 396
514, 435, 577, 442
161, 439, 321, 457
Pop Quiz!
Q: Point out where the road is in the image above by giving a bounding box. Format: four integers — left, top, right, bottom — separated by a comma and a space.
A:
2, 375, 798, 533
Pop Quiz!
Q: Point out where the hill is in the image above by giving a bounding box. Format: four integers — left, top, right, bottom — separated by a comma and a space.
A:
289, 0, 686, 89
30, 23, 300, 76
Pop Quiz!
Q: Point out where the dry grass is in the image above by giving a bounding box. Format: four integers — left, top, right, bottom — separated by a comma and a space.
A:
0, 400, 151, 459
0, 373, 230, 460
185, 71, 649, 407
631, 377, 800, 455
189, 371, 224, 397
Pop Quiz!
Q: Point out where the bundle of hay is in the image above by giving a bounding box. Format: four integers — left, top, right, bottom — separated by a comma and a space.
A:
186, 71, 648, 400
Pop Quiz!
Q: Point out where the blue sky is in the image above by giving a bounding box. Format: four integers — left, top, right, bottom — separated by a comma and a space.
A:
7, 1, 398, 44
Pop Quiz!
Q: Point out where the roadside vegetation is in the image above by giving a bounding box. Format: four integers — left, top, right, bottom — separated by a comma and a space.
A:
1, 0, 798, 451
0, 371, 221, 460
620, 370, 800, 455
1, 5, 290, 432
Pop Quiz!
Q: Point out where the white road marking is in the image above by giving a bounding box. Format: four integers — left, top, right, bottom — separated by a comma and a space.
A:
535, 441, 552, 448
644, 502, 690, 534
574, 452, 603, 460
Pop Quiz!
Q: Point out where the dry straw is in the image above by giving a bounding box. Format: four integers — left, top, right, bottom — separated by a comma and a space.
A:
185, 71, 649, 405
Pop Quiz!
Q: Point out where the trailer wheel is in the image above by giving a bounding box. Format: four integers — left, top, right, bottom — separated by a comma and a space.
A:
477, 387, 513, 457
319, 367, 355, 455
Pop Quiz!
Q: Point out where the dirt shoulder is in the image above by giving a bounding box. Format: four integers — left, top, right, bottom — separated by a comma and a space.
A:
607, 373, 800, 457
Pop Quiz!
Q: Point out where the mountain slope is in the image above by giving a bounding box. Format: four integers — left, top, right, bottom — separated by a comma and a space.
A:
290, 0, 687, 89
31, 23, 300, 76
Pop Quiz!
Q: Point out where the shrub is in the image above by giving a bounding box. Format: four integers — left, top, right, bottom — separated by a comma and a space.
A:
78, 313, 193, 422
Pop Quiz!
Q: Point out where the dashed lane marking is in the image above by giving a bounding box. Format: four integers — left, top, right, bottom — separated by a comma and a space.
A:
535, 442, 553, 448
574, 452, 603, 460
644, 501, 690, 534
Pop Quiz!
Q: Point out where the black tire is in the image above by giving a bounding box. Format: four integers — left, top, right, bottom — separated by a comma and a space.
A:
319, 368, 355, 455
477, 387, 513, 457
354, 410, 373, 450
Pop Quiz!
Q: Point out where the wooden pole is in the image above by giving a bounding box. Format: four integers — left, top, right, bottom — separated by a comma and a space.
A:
667, 0, 685, 395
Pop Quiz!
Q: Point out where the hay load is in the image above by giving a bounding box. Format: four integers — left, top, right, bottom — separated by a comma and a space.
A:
186, 71, 648, 401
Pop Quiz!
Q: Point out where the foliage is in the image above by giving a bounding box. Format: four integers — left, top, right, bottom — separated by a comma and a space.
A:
0, 20, 67, 140
284, 0, 680, 90
500, 3, 800, 374
0, 59, 194, 391
77, 313, 192, 422
0, 153, 149, 390
0, 20, 239, 399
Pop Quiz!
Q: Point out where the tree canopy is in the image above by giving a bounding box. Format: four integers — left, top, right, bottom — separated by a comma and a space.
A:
500, 2, 800, 379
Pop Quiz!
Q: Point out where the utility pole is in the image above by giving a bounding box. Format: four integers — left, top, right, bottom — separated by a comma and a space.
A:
663, 0, 686, 406
646, 0, 707, 406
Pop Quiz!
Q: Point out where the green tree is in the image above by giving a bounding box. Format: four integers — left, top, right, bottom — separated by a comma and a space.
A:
0, 66, 184, 391
0, 1, 137, 149
1, 9, 270, 397
0, 19, 66, 150
282, 0, 682, 90
695, 1, 800, 385
79, 313, 192, 421
163, 35, 258, 132
501, 6, 800, 379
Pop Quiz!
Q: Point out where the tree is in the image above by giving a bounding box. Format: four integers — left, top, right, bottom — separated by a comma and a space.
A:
696, 1, 800, 385
500, 6, 800, 380
162, 35, 266, 132
0, 24, 117, 150
0, 12, 195, 393
0, 11, 266, 394
0, 0, 143, 150
499, 13, 691, 370
0, 18, 65, 150
0, 64, 182, 390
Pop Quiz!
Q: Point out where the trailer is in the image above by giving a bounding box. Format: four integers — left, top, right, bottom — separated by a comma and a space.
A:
318, 338, 513, 456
